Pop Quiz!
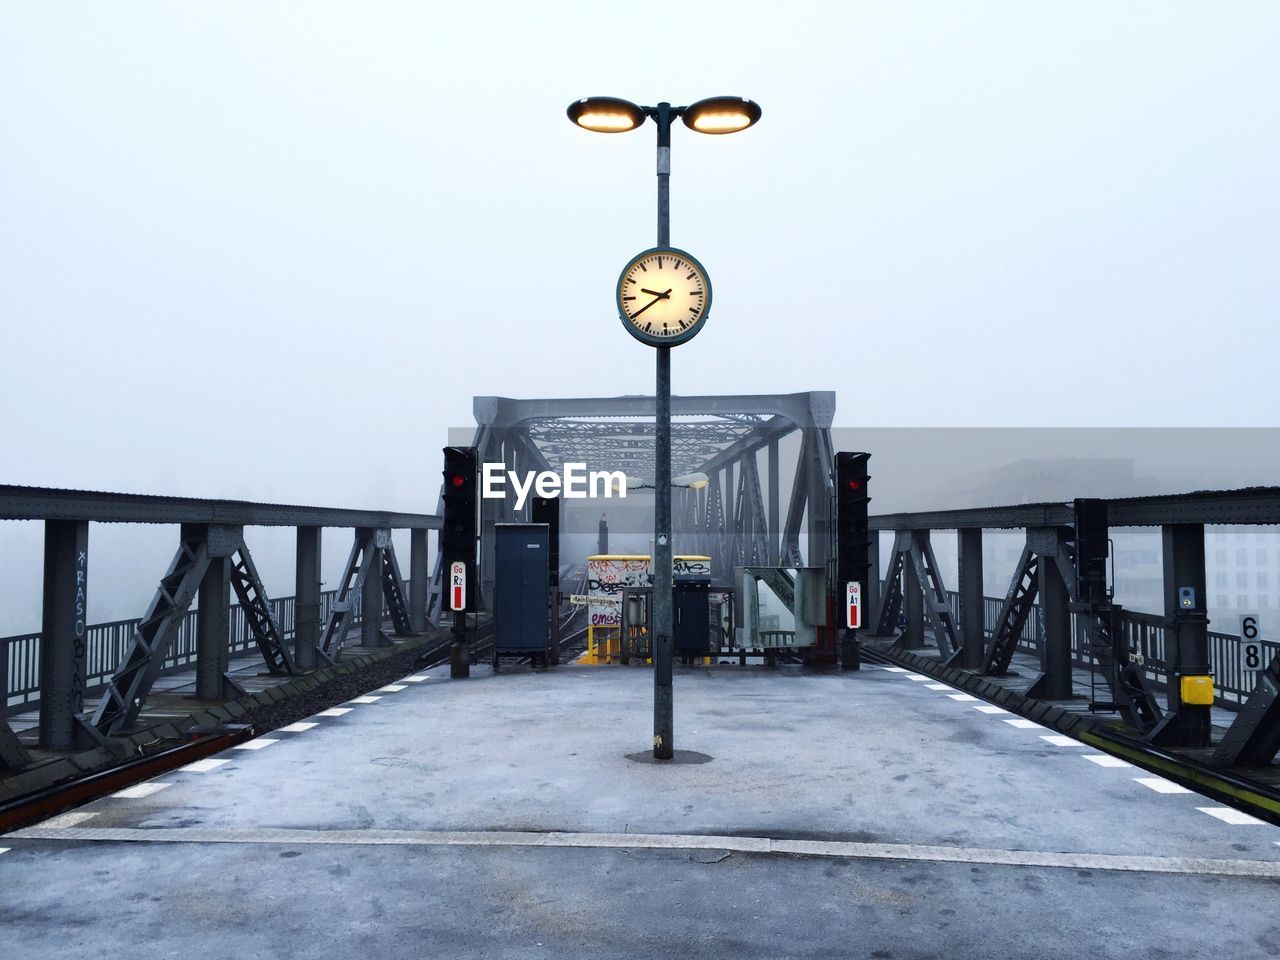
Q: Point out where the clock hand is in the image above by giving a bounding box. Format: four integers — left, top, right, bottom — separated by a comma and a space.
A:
630, 295, 664, 319
639, 288, 672, 299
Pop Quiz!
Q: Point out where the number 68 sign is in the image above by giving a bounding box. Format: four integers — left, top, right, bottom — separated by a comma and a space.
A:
1240, 614, 1263, 673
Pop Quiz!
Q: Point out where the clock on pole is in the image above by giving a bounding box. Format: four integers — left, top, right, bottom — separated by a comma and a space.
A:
616, 246, 712, 347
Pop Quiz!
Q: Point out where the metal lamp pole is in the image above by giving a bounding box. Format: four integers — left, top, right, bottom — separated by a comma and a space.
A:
652, 102, 675, 760
567, 94, 759, 762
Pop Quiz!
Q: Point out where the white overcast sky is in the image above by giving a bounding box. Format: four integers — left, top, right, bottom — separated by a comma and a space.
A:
2, 0, 1278, 516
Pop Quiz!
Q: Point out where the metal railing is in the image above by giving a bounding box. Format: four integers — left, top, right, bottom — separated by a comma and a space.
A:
942, 591, 1277, 710
2, 586, 401, 716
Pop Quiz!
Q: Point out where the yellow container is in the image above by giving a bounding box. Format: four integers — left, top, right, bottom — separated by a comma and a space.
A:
1180, 675, 1214, 706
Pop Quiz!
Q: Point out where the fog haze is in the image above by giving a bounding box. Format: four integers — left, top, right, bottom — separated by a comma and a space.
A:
2, 3, 1278, 631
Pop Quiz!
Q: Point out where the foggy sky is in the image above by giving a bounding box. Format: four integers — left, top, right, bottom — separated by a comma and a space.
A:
2, 3, 1279, 630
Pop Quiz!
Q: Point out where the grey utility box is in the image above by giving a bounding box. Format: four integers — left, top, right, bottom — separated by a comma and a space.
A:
493, 522, 550, 663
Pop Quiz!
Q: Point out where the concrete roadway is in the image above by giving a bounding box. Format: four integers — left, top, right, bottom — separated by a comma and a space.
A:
3, 663, 1280, 959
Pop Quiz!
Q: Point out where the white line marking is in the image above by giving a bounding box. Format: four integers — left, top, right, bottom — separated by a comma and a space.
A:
278, 722, 318, 733
904, 674, 931, 681
947, 694, 978, 702
11, 826, 1280, 879
924, 683, 951, 691
377, 685, 407, 693
0, 847, 8, 856
1039, 735, 1081, 747
43, 811, 98, 827
111, 782, 172, 799
402, 676, 428, 682
1198, 807, 1267, 825
1134, 777, 1192, 794
315, 708, 353, 717
183, 758, 232, 773
882, 667, 909, 673
1003, 718, 1041, 729
1082, 754, 1132, 768
348, 696, 382, 704
234, 738, 279, 751
974, 705, 1009, 714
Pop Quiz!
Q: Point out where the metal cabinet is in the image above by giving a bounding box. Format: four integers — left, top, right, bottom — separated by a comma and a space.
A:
494, 523, 549, 662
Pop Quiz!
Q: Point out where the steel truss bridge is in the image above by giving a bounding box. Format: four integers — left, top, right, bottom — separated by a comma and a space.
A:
458, 392, 836, 606
5, 399, 1280, 784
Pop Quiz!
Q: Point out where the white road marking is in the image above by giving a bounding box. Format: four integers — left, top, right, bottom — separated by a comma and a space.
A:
1134, 777, 1192, 794
377, 685, 407, 693
1003, 718, 1041, 729
234, 738, 279, 751
947, 694, 978, 702
882, 667, 909, 673
1040, 735, 1082, 747
904, 674, 931, 681
1198, 807, 1267, 826
12, 826, 1280, 879
111, 782, 172, 799
974, 705, 1009, 715
278, 722, 318, 733
924, 683, 951, 691
183, 758, 232, 773
402, 676, 429, 682
43, 811, 98, 827
348, 696, 382, 704
0, 847, 8, 856
1082, 754, 1132, 768
315, 707, 353, 717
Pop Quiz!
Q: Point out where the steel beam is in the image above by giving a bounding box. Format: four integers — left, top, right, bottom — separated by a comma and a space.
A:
39, 519, 89, 750
0, 484, 439, 529
361, 530, 387, 647
1036, 534, 1073, 699
195, 554, 231, 700
474, 392, 836, 430
409, 528, 428, 633
294, 527, 321, 670
87, 525, 216, 737
901, 549, 924, 648
1159, 523, 1211, 747
229, 539, 294, 675
958, 528, 985, 670
870, 487, 1280, 532
767, 437, 780, 565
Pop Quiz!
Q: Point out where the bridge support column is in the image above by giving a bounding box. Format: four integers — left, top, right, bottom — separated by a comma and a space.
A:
767, 437, 780, 564
1037, 537, 1073, 699
361, 530, 387, 647
958, 529, 985, 670
196, 552, 231, 700
901, 550, 924, 648
409, 528, 429, 634
866, 533, 881, 631
294, 527, 321, 670
39, 519, 89, 750
1161, 523, 1211, 747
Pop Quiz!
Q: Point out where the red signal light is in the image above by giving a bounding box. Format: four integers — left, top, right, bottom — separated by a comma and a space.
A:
847, 480, 861, 491
450, 474, 465, 487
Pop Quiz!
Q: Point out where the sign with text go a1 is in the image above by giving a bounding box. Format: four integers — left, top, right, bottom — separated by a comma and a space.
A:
450, 561, 466, 612
1240, 614, 1264, 673
846, 581, 862, 630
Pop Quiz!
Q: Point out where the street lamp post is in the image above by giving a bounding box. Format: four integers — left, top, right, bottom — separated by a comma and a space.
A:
569, 95, 760, 760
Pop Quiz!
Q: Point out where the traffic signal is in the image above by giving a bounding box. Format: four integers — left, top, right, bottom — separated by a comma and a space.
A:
441, 446, 478, 611
834, 452, 872, 609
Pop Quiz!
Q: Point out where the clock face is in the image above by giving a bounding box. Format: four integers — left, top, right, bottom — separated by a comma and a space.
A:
616, 247, 712, 347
